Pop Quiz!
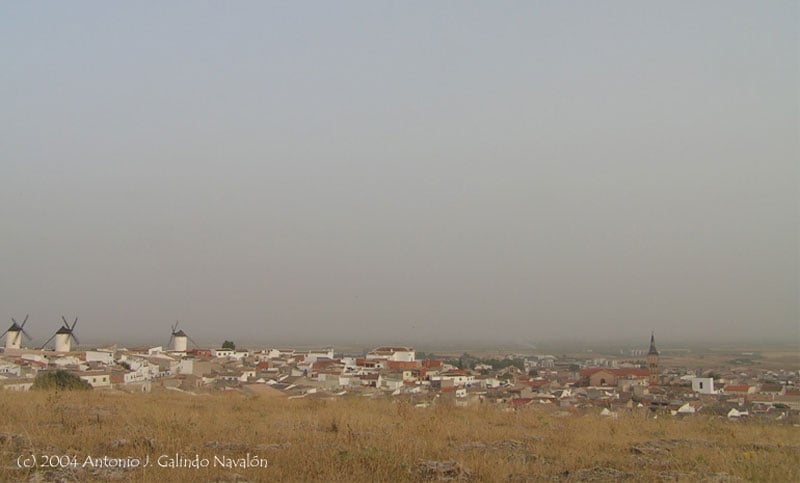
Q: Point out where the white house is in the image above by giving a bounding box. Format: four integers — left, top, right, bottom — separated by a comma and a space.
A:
305, 348, 335, 362
177, 358, 194, 375
0, 363, 22, 377
727, 408, 749, 418
341, 357, 359, 370
366, 347, 415, 362
478, 377, 502, 389
147, 354, 178, 377
121, 370, 147, 384
211, 348, 235, 359
434, 372, 475, 387
691, 377, 717, 394
77, 371, 112, 388
264, 349, 295, 359
382, 378, 404, 391
84, 350, 114, 365
359, 373, 382, 387
1, 378, 34, 391
121, 357, 156, 380
49, 356, 83, 368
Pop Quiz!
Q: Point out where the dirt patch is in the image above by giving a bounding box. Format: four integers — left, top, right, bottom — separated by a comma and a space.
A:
416, 459, 472, 481
630, 439, 712, 456
566, 466, 634, 481
454, 439, 527, 451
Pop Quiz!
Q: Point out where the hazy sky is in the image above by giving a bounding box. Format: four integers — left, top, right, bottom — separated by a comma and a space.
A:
1, 2, 797, 348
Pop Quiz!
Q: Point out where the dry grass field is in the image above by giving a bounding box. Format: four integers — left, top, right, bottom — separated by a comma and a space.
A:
1, 390, 798, 482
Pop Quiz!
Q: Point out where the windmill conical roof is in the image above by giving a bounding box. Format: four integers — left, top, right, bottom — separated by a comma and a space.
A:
56, 326, 72, 334
8, 322, 22, 332
173, 330, 187, 337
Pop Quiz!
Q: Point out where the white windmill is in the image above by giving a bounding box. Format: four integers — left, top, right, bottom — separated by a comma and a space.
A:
41, 316, 80, 352
2, 315, 32, 350
167, 321, 199, 352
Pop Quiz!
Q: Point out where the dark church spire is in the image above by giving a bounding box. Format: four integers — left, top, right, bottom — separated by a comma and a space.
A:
648, 332, 659, 356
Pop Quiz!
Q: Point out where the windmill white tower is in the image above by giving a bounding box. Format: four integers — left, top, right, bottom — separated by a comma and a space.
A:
167, 321, 200, 353
169, 322, 188, 352
2, 315, 32, 350
41, 316, 80, 352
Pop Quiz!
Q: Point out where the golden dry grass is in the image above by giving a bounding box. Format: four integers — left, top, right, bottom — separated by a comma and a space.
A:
0, 390, 798, 482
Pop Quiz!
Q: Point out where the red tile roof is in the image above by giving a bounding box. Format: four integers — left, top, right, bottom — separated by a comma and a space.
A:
579, 368, 649, 378
724, 385, 750, 393
441, 369, 470, 376
387, 360, 421, 370
525, 380, 549, 388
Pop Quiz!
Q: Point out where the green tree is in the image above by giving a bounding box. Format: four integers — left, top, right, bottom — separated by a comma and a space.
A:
31, 370, 92, 391
222, 340, 236, 350
458, 352, 477, 370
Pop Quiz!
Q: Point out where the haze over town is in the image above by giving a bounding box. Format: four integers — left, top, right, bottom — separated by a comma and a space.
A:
1, 2, 797, 348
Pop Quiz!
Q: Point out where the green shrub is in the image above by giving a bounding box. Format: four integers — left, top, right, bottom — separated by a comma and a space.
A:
31, 370, 92, 391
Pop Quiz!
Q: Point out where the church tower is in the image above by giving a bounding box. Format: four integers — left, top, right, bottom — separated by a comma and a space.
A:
647, 332, 659, 386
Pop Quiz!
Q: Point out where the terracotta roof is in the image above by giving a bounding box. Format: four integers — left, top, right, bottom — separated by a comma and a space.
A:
441, 369, 470, 376
525, 380, 549, 388
724, 385, 750, 393
312, 359, 341, 368
580, 368, 649, 377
